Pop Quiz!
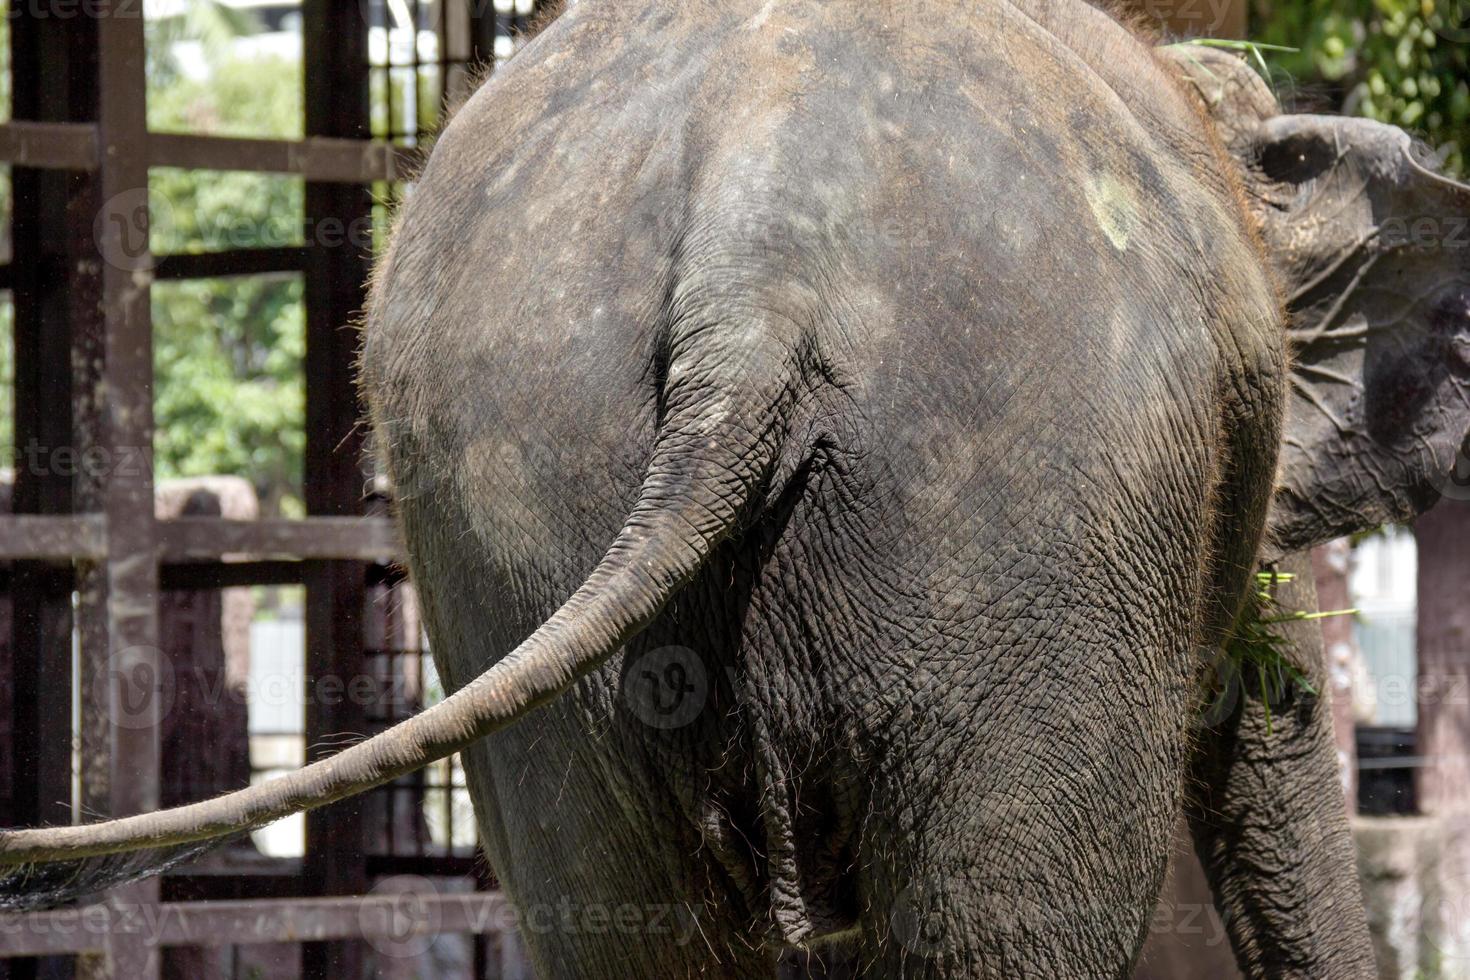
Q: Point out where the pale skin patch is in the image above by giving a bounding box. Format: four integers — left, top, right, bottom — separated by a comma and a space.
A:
747, 0, 779, 31
1085, 174, 1139, 251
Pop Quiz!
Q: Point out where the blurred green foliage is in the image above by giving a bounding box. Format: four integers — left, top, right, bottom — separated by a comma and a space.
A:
148, 57, 307, 515
145, 0, 267, 93
1253, 0, 1470, 174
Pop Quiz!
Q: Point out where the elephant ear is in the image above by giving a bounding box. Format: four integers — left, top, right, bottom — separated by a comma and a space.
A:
1164, 46, 1470, 557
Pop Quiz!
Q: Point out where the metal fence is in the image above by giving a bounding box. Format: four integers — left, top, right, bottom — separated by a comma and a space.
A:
0, 2, 545, 977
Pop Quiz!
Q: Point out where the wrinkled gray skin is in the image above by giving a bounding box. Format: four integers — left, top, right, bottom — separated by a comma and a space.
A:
3, 1, 1467, 977
358, 1, 1470, 976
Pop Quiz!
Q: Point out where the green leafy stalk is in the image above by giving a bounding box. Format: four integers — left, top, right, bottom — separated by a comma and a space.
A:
1181, 39, 1301, 52
1220, 571, 1355, 736
1166, 38, 1300, 84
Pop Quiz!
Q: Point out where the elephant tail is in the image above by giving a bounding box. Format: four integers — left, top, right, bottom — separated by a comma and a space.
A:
0, 329, 792, 910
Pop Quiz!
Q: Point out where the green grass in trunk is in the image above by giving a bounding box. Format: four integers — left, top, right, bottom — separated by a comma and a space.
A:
1222, 571, 1355, 736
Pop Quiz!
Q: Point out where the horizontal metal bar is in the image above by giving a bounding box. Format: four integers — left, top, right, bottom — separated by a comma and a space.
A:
0, 892, 513, 957
0, 558, 403, 592
161, 558, 322, 589
154, 246, 310, 281
163, 558, 403, 589
149, 132, 415, 183
0, 125, 417, 183
1357, 755, 1436, 771
0, 911, 103, 957
0, 121, 100, 170
0, 517, 400, 562
367, 854, 483, 878
0, 564, 73, 595
157, 517, 401, 562
162, 868, 304, 904
0, 515, 107, 560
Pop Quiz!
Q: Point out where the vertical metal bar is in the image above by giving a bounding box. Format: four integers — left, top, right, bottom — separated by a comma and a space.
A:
8, 10, 95, 980
474, 856, 498, 980
442, 0, 470, 110
414, 646, 427, 855
302, 1, 373, 976
444, 757, 454, 856
74, 3, 161, 979
8, 0, 92, 826
433, 0, 449, 127
409, 0, 422, 141
470, 0, 499, 69
385, 14, 398, 142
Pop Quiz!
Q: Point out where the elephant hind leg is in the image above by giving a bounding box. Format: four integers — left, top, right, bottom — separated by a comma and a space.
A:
482, 837, 781, 979
462, 739, 781, 979
843, 747, 1177, 978
833, 851, 1149, 980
